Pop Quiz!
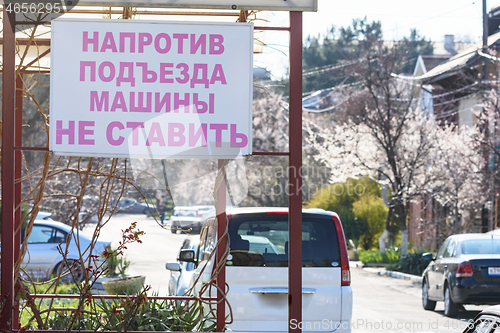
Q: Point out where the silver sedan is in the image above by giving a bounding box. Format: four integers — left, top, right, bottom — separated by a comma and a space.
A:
22, 220, 111, 283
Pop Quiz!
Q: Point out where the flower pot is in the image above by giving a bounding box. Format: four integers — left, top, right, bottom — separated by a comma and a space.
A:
101, 276, 146, 295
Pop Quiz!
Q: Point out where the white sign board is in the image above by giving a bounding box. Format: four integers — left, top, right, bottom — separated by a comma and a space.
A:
50, 19, 253, 159
75, 0, 317, 11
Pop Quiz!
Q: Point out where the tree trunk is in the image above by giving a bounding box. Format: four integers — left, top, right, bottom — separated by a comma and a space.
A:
400, 229, 409, 258
379, 206, 395, 254
398, 201, 409, 258
378, 229, 390, 254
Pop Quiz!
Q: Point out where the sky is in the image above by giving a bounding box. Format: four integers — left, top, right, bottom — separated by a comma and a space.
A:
254, 0, 492, 79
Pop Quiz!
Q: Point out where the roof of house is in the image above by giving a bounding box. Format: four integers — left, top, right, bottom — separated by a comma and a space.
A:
416, 30, 500, 84
420, 54, 453, 72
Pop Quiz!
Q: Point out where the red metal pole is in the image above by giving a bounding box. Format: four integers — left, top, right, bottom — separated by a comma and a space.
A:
216, 159, 227, 332
288, 11, 303, 333
13, 74, 24, 329
2, 7, 17, 331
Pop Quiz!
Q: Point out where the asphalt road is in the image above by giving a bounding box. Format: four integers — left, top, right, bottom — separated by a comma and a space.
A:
87, 213, 492, 332
84, 212, 190, 295
351, 267, 486, 333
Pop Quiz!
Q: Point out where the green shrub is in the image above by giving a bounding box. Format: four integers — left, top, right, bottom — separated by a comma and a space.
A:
358, 247, 400, 264
387, 250, 432, 276
305, 176, 387, 247
98, 297, 216, 331
352, 194, 387, 249
32, 295, 216, 331
27, 282, 79, 295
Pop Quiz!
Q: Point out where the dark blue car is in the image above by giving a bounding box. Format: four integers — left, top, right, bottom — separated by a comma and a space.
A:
112, 198, 150, 214
422, 234, 500, 317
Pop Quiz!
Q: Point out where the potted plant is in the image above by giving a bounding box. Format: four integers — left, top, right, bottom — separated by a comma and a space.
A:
99, 246, 146, 295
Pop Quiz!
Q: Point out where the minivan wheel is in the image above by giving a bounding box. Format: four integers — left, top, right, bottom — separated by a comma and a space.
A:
422, 279, 436, 311
444, 285, 459, 317
171, 226, 177, 234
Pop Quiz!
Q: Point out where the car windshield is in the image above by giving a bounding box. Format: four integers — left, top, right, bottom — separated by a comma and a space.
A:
461, 238, 500, 255
175, 209, 198, 217
227, 215, 340, 267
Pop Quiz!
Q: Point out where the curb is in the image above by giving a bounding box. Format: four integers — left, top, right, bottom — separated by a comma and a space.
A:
378, 270, 423, 284
350, 261, 423, 284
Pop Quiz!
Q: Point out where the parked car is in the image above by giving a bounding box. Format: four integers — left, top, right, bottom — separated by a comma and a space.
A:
79, 195, 101, 223
461, 304, 500, 332
22, 220, 111, 283
166, 236, 200, 296
166, 207, 352, 332
169, 206, 204, 233
34, 211, 54, 221
193, 205, 213, 216
422, 233, 500, 317
112, 198, 150, 214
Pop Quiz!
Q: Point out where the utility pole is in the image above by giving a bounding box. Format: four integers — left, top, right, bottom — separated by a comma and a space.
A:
484, 0, 488, 51
483, 0, 497, 231
483, 0, 489, 84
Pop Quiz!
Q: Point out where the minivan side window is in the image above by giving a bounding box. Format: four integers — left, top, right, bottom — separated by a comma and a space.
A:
203, 224, 216, 261
197, 225, 208, 262
199, 218, 216, 262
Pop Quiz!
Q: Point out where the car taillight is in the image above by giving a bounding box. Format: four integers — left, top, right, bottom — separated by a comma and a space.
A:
333, 215, 351, 286
342, 269, 351, 285
456, 262, 473, 278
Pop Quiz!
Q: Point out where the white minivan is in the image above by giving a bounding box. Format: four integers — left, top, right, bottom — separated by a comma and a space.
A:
166, 207, 352, 332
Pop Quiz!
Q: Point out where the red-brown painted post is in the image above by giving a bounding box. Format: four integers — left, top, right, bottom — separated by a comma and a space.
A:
13, 74, 24, 329
216, 159, 227, 332
1, 8, 17, 331
288, 11, 303, 333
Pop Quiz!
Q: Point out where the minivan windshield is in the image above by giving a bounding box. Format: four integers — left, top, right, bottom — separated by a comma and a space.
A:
227, 215, 340, 267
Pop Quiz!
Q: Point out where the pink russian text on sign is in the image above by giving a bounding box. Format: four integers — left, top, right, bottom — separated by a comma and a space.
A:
50, 19, 253, 159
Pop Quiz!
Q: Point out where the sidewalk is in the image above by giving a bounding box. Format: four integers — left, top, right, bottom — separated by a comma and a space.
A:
350, 261, 423, 284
